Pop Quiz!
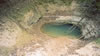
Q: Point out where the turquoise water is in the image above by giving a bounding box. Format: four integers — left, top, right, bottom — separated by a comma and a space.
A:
41, 23, 82, 38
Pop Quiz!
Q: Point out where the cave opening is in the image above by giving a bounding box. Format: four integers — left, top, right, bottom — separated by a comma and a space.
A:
41, 22, 82, 38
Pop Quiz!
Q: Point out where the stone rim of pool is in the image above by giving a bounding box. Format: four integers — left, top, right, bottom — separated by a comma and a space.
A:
41, 22, 82, 38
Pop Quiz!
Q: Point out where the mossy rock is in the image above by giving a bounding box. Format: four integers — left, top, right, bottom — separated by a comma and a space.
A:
96, 2, 100, 10
95, 38, 100, 44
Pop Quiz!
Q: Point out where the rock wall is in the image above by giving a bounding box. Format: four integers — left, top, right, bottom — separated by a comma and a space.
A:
0, 18, 22, 47
0, 0, 100, 56
0, 0, 74, 47
55, 16, 100, 39
0, 0, 100, 47
54, 0, 100, 39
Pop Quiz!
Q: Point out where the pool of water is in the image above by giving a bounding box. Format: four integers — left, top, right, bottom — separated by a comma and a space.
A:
41, 23, 82, 38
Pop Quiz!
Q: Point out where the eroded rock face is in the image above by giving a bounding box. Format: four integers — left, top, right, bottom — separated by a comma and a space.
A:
0, 0, 100, 56
11, 37, 100, 56
55, 16, 100, 39
12, 37, 81, 56
75, 43, 100, 56
0, 18, 21, 47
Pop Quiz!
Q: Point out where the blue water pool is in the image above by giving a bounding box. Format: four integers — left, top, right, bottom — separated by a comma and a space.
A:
41, 23, 82, 38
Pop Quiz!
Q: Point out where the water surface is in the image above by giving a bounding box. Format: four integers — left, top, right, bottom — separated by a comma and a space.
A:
41, 23, 82, 38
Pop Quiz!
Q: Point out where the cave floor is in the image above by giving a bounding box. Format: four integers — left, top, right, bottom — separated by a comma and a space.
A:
0, 15, 100, 56
14, 17, 100, 56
